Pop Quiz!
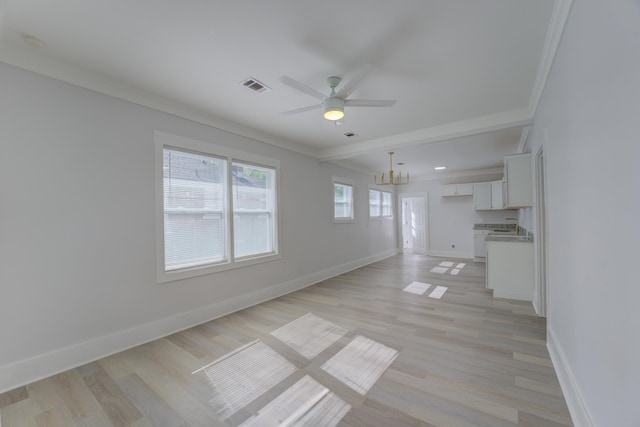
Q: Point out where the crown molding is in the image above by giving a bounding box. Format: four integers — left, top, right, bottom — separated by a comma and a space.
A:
517, 126, 531, 153
411, 167, 504, 182
0, 46, 319, 159
0, 0, 573, 169
528, 0, 575, 115
317, 108, 534, 162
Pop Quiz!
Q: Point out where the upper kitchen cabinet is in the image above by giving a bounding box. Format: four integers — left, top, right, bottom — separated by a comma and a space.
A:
491, 181, 504, 209
473, 183, 492, 210
442, 184, 473, 197
503, 154, 533, 208
474, 181, 506, 210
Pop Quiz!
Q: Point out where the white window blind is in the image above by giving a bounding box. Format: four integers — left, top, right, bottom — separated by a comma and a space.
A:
369, 189, 381, 217
381, 191, 392, 217
334, 182, 353, 220
369, 189, 392, 218
163, 148, 227, 271
232, 162, 276, 259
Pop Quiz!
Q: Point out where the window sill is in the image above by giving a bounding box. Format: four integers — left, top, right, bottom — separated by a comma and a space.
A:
157, 252, 282, 284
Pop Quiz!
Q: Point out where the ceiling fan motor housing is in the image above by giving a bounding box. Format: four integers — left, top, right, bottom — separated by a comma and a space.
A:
323, 96, 345, 120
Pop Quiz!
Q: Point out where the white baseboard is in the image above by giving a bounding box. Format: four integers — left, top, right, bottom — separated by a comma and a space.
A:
547, 327, 595, 427
491, 289, 533, 302
428, 250, 474, 259
0, 249, 398, 393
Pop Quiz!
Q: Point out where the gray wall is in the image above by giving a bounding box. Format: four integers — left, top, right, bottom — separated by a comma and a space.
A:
530, 0, 640, 424
0, 63, 397, 391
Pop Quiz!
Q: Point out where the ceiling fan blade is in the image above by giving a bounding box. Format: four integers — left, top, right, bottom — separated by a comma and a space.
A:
344, 99, 396, 107
279, 76, 326, 101
335, 64, 378, 99
280, 103, 322, 117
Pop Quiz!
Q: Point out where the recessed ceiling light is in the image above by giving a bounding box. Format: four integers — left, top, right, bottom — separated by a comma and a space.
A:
22, 34, 46, 48
434, 166, 447, 170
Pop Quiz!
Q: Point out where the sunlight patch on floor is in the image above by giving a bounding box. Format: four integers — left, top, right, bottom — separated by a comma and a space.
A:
240, 375, 349, 427
202, 340, 296, 419
321, 335, 398, 395
428, 286, 448, 299
271, 313, 347, 359
403, 281, 432, 295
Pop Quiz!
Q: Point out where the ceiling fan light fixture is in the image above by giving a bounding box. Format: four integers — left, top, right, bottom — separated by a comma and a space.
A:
324, 108, 344, 121
323, 97, 345, 121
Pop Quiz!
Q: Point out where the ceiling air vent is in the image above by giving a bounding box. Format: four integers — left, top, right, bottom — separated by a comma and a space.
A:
241, 77, 271, 93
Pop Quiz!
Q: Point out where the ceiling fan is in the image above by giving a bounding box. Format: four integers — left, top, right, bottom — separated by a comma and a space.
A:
279, 64, 396, 121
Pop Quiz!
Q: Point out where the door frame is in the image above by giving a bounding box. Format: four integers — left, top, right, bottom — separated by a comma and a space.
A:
535, 146, 548, 318
398, 192, 429, 255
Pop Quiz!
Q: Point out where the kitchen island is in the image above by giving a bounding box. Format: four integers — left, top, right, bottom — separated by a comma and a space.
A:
486, 234, 534, 301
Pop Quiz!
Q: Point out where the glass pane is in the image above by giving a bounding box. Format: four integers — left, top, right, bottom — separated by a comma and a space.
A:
334, 183, 353, 219
232, 162, 276, 258
163, 149, 227, 270
381, 191, 392, 216
369, 189, 380, 217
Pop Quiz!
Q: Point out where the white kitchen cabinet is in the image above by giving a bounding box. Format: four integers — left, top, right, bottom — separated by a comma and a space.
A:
473, 183, 492, 210
503, 154, 533, 208
486, 239, 534, 301
491, 181, 504, 210
442, 183, 473, 197
474, 229, 490, 260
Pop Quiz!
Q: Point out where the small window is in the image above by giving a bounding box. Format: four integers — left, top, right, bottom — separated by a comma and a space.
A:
163, 149, 228, 271
369, 189, 381, 217
232, 162, 277, 259
333, 177, 354, 222
369, 189, 393, 219
381, 191, 392, 217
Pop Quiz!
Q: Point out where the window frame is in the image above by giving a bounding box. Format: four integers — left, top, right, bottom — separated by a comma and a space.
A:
368, 187, 393, 220
155, 131, 281, 283
332, 176, 355, 223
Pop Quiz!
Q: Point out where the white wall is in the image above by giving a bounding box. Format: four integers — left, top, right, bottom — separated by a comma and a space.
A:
403, 175, 517, 258
530, 1, 640, 425
0, 63, 397, 392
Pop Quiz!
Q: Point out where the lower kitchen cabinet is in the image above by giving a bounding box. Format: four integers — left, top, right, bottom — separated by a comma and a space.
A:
486, 239, 534, 301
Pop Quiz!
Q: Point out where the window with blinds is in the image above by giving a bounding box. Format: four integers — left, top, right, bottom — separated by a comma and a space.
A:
369, 189, 393, 219
232, 162, 276, 259
156, 132, 280, 282
163, 149, 227, 271
333, 178, 354, 221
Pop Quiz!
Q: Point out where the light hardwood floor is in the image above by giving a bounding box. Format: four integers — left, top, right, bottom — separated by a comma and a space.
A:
0, 254, 572, 426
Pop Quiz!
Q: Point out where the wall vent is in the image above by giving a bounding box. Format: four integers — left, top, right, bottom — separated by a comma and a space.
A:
241, 77, 271, 93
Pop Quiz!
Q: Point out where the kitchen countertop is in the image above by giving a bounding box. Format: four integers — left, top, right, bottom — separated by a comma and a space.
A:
485, 235, 533, 243
473, 223, 515, 231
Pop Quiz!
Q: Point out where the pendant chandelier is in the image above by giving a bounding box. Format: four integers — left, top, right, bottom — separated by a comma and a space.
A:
374, 152, 409, 185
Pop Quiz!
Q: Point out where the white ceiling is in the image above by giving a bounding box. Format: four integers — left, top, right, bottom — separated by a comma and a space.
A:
0, 0, 559, 179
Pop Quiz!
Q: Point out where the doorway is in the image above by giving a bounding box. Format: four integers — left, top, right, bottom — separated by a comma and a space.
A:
399, 194, 428, 254
535, 147, 548, 318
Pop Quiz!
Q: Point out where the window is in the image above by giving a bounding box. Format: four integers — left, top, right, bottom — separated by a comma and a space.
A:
333, 177, 354, 222
369, 189, 380, 217
381, 191, 392, 217
369, 189, 393, 218
232, 162, 276, 259
155, 132, 279, 282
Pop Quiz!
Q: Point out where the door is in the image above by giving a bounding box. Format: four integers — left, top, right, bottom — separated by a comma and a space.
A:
400, 194, 428, 254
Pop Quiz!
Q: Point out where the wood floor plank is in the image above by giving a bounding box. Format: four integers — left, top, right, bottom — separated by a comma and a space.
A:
115, 373, 187, 427
0, 387, 28, 409
1, 254, 573, 426
81, 366, 143, 427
